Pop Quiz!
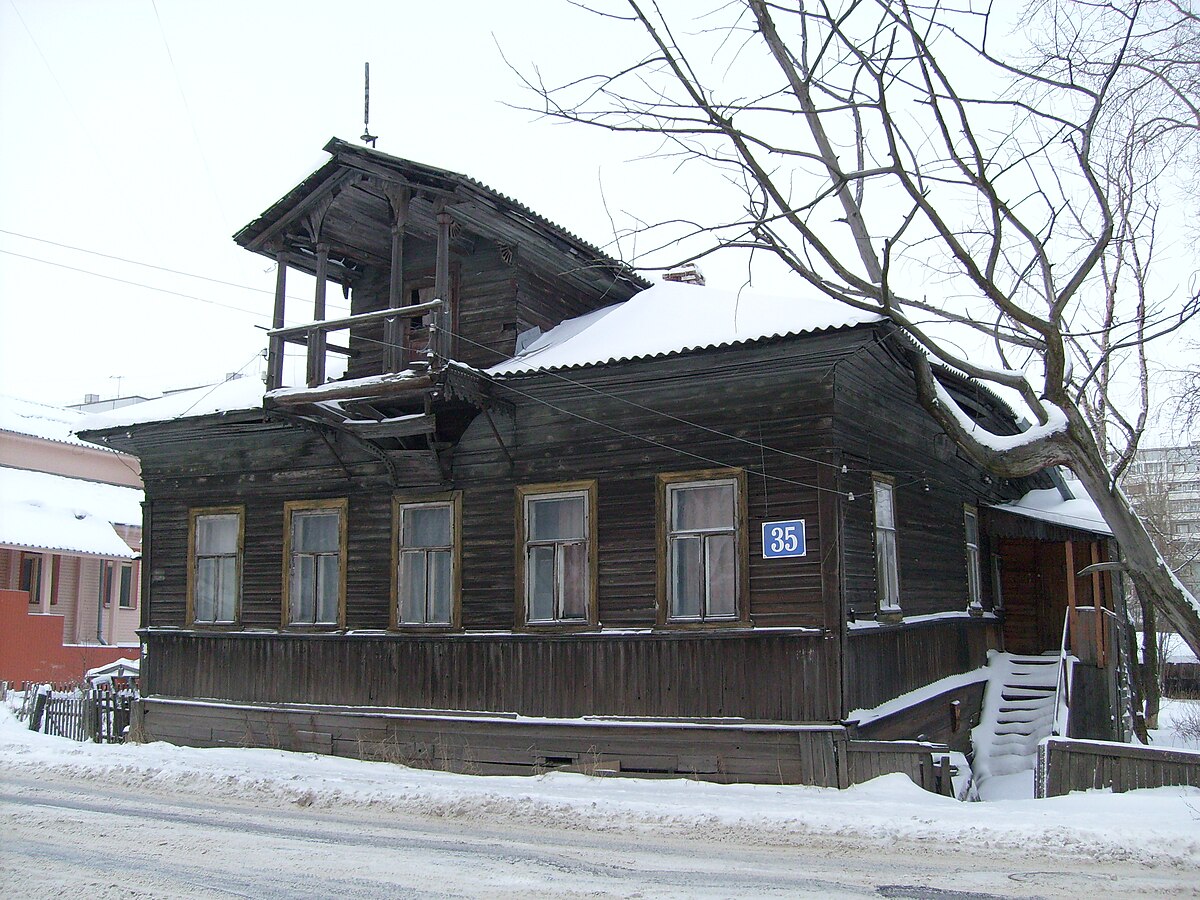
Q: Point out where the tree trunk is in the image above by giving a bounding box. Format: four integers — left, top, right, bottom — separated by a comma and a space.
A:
1057, 409, 1200, 666
1140, 594, 1161, 729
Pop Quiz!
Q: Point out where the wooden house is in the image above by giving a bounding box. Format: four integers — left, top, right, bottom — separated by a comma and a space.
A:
81, 140, 1119, 786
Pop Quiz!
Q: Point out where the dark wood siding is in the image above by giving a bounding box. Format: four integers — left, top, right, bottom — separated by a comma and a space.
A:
143, 629, 839, 721
833, 339, 1025, 622
843, 618, 995, 713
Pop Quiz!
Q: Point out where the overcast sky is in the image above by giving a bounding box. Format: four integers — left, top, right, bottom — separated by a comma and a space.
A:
0, 0, 706, 406
1, 1, 1195, 442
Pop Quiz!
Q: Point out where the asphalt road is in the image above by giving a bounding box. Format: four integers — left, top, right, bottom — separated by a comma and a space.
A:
0, 769, 1192, 898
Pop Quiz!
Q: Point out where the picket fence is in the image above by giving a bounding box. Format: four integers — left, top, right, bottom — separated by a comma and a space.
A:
13, 686, 136, 744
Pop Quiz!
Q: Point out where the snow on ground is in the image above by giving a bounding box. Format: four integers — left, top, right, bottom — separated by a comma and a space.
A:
3, 705, 1198, 868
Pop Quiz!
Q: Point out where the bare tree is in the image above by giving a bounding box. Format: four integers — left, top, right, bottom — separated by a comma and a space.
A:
520, 0, 1200, 656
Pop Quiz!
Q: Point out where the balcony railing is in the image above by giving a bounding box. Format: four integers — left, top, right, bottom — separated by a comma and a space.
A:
266, 299, 443, 391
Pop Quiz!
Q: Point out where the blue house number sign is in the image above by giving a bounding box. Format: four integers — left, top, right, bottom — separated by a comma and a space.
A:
762, 519, 807, 559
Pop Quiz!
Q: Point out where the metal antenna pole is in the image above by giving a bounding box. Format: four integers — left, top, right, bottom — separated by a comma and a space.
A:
361, 62, 377, 147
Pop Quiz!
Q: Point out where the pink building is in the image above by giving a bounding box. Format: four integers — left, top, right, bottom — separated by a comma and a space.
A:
0, 395, 142, 684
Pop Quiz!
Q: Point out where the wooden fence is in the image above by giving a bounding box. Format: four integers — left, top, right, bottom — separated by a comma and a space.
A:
1036, 736, 1200, 797
1163, 662, 1199, 697
19, 687, 135, 744
842, 740, 956, 796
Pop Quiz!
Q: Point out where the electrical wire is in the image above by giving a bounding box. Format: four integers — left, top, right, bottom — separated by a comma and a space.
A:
0, 228, 326, 307
149, 0, 226, 224
0, 248, 268, 318
0, 247, 350, 319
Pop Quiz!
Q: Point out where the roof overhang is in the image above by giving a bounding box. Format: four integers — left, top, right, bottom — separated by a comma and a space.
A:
233, 138, 649, 301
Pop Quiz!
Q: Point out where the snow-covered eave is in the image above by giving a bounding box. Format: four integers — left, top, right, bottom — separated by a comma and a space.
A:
0, 534, 138, 560
988, 499, 1113, 537
1, 425, 124, 456
489, 319, 883, 379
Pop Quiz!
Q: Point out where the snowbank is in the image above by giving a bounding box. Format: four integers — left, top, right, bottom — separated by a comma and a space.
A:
2, 705, 1197, 866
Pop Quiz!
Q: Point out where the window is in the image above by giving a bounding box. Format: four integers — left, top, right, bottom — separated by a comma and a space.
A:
657, 469, 748, 625
118, 563, 135, 609
873, 477, 901, 613
100, 561, 113, 609
188, 507, 242, 625
282, 499, 347, 628
516, 481, 597, 626
20, 554, 40, 603
964, 506, 982, 610
393, 493, 460, 628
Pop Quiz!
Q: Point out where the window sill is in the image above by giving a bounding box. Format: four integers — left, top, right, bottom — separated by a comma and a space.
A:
658, 617, 752, 632
517, 621, 600, 634
390, 623, 461, 634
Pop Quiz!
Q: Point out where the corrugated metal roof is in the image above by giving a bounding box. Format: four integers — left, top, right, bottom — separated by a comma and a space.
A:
488, 281, 884, 376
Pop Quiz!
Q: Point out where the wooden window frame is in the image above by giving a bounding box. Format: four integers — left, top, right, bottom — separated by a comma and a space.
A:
391, 490, 462, 631
281, 498, 348, 630
656, 468, 750, 629
186, 505, 244, 627
873, 474, 902, 616
964, 504, 982, 611
514, 480, 599, 630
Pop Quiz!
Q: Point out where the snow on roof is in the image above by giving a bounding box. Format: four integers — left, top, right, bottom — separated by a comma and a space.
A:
991, 478, 1111, 536
488, 281, 884, 376
85, 657, 141, 683
79, 376, 264, 431
0, 467, 142, 558
0, 394, 99, 449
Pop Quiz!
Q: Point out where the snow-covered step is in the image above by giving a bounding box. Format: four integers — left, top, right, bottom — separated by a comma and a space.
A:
971, 650, 1072, 800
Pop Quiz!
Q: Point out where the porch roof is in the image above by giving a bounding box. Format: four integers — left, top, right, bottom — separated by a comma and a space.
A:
0, 467, 141, 558
990, 481, 1111, 537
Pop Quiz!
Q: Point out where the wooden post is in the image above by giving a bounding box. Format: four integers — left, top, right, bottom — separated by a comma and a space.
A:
1091, 542, 1106, 667
433, 205, 452, 368
37, 553, 52, 614
29, 688, 47, 732
384, 186, 410, 373
267, 252, 287, 390
1064, 540, 1077, 656
308, 242, 330, 387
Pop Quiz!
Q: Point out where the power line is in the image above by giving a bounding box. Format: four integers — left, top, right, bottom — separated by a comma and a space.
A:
445, 324, 854, 474
149, 0, 227, 225
0, 247, 352, 319
337, 326, 852, 497
0, 228, 323, 306
0, 248, 268, 318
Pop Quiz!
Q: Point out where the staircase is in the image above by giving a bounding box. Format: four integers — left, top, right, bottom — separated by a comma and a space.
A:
972, 652, 1067, 800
